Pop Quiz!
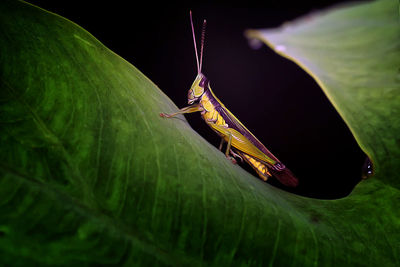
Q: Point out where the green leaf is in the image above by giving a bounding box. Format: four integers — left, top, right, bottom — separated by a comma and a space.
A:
0, 0, 399, 266
246, 0, 400, 189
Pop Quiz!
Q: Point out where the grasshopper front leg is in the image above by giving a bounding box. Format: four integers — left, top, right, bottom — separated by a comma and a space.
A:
160, 104, 203, 118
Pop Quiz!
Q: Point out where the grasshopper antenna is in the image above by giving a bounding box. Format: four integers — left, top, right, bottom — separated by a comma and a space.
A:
190, 11, 200, 73
199, 19, 206, 73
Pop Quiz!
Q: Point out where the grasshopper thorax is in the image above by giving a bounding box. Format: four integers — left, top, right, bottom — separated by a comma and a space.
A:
188, 73, 209, 104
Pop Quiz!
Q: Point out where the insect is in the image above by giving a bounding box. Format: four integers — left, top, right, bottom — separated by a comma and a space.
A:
160, 11, 299, 187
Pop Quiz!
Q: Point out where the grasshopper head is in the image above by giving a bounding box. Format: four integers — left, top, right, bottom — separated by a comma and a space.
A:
188, 73, 209, 104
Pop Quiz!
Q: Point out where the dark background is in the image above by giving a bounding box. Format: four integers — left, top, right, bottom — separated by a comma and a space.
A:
28, 1, 367, 199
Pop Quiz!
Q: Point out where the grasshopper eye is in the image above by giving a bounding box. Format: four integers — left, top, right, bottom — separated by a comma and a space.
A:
188, 89, 197, 104
188, 89, 194, 99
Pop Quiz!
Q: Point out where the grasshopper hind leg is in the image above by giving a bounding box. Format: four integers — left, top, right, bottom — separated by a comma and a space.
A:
219, 138, 243, 164
230, 149, 243, 163
218, 138, 224, 151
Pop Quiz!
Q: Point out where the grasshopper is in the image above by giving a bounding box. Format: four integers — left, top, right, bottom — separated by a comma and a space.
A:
160, 11, 298, 187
